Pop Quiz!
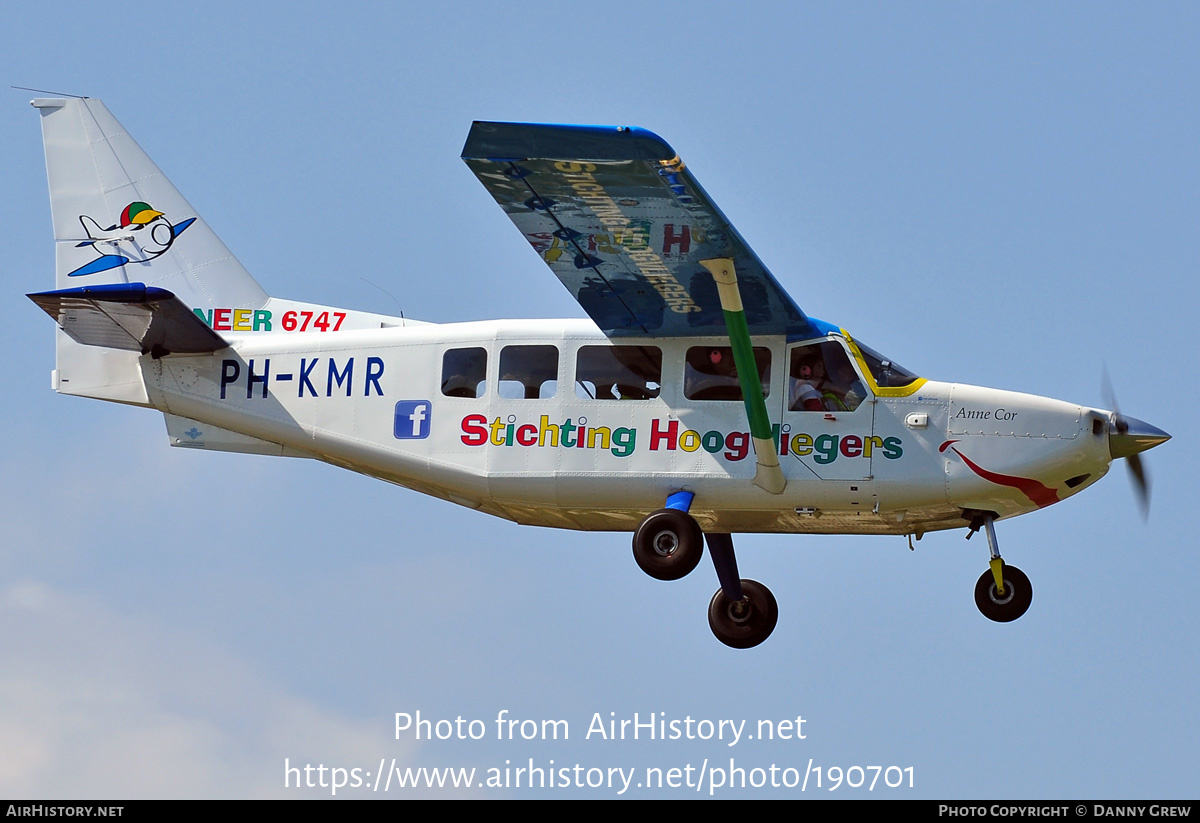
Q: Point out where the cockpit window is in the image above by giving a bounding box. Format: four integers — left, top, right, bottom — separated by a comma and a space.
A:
789, 341, 867, 412
853, 340, 920, 388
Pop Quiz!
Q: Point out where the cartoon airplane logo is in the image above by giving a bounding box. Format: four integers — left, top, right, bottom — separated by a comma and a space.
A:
67, 201, 195, 277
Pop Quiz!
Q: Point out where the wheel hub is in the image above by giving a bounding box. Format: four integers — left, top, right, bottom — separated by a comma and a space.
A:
652, 530, 679, 557
727, 598, 752, 624
989, 581, 1015, 606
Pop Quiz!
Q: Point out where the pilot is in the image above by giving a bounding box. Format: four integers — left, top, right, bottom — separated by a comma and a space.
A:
823, 353, 867, 412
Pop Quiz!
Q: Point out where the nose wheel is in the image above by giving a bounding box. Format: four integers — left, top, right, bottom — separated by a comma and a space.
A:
975, 564, 1032, 622
968, 512, 1033, 622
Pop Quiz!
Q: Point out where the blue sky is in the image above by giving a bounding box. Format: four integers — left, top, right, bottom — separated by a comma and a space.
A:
1, 2, 1196, 798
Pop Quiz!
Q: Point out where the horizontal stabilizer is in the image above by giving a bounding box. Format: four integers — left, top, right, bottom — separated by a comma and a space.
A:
28, 282, 227, 356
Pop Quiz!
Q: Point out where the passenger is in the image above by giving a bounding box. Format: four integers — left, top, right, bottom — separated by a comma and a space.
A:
790, 355, 827, 411
685, 347, 740, 400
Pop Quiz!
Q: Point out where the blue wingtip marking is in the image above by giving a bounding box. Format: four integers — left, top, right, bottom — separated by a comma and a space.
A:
462, 121, 675, 162
28, 282, 177, 303
807, 317, 841, 336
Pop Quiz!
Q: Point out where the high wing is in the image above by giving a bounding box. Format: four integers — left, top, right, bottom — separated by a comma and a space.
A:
464, 122, 817, 494
462, 122, 819, 339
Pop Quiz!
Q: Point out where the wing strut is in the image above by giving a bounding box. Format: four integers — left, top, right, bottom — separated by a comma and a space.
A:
699, 258, 786, 494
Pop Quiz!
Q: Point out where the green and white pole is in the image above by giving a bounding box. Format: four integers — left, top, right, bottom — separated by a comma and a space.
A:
699, 258, 786, 494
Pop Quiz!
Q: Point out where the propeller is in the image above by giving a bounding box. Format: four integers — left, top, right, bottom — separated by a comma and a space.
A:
1102, 369, 1170, 517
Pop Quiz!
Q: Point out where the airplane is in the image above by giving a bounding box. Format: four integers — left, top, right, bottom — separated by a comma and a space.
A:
25, 98, 1170, 648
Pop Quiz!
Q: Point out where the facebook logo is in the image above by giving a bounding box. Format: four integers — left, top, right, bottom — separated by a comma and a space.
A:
393, 400, 432, 439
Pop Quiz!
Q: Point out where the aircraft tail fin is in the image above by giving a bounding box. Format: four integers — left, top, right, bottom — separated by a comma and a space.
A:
33, 97, 268, 307
30, 98, 421, 406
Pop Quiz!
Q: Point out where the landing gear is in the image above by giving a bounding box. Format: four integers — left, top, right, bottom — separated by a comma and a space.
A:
974, 564, 1032, 622
968, 511, 1033, 622
708, 579, 778, 649
632, 508, 703, 581
704, 532, 777, 648
634, 498, 778, 647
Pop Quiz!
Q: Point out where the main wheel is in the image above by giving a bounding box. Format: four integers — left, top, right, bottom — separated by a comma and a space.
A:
974, 564, 1033, 622
708, 579, 779, 648
632, 508, 703, 581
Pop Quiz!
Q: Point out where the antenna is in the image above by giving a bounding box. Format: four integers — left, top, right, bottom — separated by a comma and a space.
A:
12, 85, 87, 98
359, 277, 404, 320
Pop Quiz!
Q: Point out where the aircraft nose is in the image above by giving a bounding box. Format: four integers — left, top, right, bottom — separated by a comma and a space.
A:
1109, 414, 1171, 459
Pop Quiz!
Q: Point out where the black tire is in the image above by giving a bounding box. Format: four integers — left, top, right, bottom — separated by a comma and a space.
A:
974, 564, 1033, 622
632, 508, 703, 581
708, 579, 779, 649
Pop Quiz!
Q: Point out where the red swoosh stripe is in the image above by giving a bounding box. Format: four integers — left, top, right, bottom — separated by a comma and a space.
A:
950, 447, 1060, 508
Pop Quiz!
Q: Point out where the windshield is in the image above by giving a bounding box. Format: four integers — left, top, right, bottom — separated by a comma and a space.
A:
852, 340, 920, 389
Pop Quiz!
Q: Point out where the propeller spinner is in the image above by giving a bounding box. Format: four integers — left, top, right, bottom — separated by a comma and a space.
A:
1103, 372, 1170, 516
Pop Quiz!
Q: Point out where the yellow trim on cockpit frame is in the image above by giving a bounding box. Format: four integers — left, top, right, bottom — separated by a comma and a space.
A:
839, 330, 928, 398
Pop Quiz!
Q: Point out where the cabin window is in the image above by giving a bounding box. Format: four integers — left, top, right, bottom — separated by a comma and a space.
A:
575, 346, 662, 400
441, 347, 487, 398
498, 345, 559, 399
683, 346, 771, 401
789, 342, 867, 412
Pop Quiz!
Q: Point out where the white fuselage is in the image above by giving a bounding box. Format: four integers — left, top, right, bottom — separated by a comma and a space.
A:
137, 318, 1113, 536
